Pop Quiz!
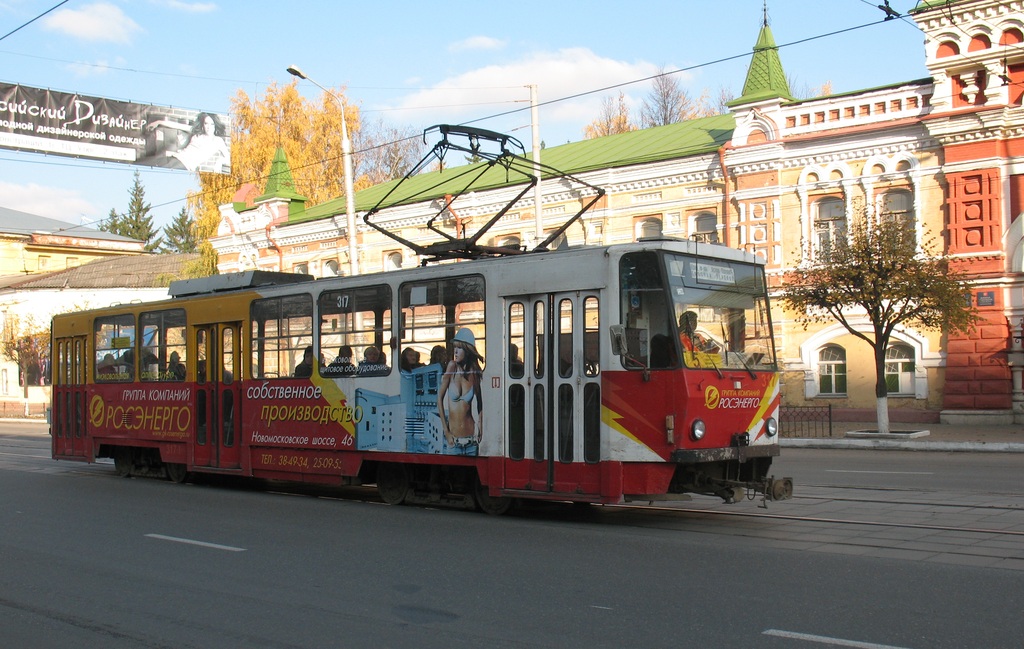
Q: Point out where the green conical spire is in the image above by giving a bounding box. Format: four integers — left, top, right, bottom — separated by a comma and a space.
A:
729, 16, 794, 106
256, 147, 307, 204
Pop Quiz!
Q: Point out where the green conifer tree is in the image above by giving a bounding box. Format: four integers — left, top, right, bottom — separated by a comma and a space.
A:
103, 171, 163, 251
161, 206, 198, 254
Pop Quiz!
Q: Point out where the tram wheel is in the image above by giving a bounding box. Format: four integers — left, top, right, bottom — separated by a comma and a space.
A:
165, 463, 189, 484
474, 479, 513, 516
376, 463, 409, 505
114, 449, 132, 478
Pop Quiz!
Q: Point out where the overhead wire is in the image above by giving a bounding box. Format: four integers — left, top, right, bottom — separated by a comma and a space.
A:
1, 7, 925, 218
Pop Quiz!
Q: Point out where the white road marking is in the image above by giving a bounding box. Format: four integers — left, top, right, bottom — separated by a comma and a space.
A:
825, 470, 933, 475
145, 534, 246, 552
763, 629, 914, 649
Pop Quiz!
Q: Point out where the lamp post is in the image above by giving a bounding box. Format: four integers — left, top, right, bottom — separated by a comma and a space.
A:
286, 65, 358, 276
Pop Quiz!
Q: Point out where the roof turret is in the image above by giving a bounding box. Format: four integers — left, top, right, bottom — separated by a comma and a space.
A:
729, 15, 794, 106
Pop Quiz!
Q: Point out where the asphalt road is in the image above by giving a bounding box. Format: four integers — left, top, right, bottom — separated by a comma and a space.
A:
1, 423, 1022, 648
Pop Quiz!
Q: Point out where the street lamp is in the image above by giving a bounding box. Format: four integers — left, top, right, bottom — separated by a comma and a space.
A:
286, 65, 359, 276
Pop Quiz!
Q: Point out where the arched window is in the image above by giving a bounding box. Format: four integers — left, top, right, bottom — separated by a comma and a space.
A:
818, 345, 847, 395
885, 344, 915, 394
692, 212, 719, 243
814, 197, 846, 258
321, 259, 340, 277
293, 263, 309, 275
542, 230, 568, 251
384, 251, 403, 271
499, 236, 521, 251
636, 217, 663, 240
937, 41, 960, 58
881, 189, 915, 241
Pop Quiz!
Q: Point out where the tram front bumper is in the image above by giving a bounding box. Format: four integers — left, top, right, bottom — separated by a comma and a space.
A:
670, 443, 780, 464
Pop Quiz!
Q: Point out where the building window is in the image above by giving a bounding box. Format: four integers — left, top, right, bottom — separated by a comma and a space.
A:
498, 236, 521, 251
385, 251, 403, 271
881, 189, 914, 240
541, 230, 568, 251
636, 217, 663, 240
66, 257, 79, 269
321, 259, 340, 277
293, 263, 309, 275
814, 197, 846, 258
692, 212, 719, 243
885, 344, 915, 394
818, 344, 847, 395
37, 256, 50, 271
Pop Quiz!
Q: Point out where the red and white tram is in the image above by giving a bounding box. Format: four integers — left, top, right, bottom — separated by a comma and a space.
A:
50, 125, 791, 513
51, 238, 791, 513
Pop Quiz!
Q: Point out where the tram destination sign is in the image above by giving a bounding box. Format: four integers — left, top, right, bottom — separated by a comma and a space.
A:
0, 82, 231, 174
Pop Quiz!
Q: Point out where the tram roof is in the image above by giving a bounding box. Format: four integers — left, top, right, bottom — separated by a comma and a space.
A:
293, 113, 736, 225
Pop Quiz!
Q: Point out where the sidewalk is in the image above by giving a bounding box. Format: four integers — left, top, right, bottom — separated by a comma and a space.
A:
6, 416, 1024, 452
783, 421, 1024, 452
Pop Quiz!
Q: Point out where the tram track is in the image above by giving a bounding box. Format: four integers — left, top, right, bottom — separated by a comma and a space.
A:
792, 487, 1024, 512
603, 501, 1024, 538
11, 447, 1024, 543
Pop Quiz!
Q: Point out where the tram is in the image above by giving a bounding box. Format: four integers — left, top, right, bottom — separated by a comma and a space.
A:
49, 126, 791, 513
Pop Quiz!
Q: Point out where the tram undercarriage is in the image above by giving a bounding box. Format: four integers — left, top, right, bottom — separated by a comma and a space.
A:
668, 454, 794, 504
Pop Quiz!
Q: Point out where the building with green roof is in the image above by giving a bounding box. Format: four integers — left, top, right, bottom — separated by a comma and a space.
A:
211, 0, 1024, 427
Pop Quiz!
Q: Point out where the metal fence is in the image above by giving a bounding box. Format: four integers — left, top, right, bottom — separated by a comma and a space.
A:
779, 404, 833, 438
0, 401, 47, 419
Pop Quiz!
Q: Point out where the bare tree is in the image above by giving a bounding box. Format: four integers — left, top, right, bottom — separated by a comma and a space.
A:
583, 92, 635, 139
640, 70, 690, 128
354, 118, 424, 185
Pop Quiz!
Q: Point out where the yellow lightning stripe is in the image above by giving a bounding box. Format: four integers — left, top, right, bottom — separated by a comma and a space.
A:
745, 373, 779, 436
601, 405, 649, 448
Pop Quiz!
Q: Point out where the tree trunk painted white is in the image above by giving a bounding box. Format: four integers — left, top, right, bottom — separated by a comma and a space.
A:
876, 396, 890, 434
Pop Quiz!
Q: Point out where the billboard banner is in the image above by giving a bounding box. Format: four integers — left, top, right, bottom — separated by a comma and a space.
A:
0, 82, 231, 174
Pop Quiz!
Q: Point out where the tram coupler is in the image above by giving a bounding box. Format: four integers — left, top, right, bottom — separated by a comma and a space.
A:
766, 476, 794, 501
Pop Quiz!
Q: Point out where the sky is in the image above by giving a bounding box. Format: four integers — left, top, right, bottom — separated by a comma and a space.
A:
0, 0, 931, 232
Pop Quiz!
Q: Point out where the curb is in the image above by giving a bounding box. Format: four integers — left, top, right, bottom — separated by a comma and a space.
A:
782, 438, 1024, 453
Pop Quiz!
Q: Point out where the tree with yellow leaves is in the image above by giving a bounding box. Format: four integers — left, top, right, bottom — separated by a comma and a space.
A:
185, 81, 421, 276
583, 92, 635, 139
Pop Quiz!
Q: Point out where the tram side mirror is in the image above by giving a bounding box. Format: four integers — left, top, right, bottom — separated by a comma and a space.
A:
609, 325, 627, 357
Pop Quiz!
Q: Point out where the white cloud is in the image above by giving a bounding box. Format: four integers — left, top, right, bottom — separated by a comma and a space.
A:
383, 48, 670, 144
42, 2, 142, 44
448, 36, 507, 53
0, 182, 98, 223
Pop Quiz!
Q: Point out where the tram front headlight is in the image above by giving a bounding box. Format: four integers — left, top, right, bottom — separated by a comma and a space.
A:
691, 419, 706, 441
766, 417, 778, 438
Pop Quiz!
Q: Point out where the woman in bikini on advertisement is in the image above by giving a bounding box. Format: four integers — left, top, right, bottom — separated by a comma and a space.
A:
437, 328, 484, 451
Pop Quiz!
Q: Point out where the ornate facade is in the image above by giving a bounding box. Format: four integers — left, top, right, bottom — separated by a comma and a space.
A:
212, 0, 1024, 424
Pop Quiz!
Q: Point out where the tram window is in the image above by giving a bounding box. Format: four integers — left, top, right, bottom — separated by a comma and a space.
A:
533, 301, 545, 378
618, 252, 673, 370
533, 384, 545, 461
319, 285, 393, 378
139, 309, 186, 381
94, 314, 135, 382
558, 299, 573, 378
558, 384, 573, 462
509, 384, 525, 460
251, 295, 314, 379
398, 275, 485, 373
583, 384, 600, 463
584, 296, 600, 376
508, 302, 525, 379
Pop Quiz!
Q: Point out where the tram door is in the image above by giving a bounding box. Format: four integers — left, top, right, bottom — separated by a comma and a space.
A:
507, 292, 602, 495
192, 323, 241, 470
53, 336, 88, 459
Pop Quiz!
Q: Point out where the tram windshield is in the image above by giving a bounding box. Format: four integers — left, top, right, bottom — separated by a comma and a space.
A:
617, 251, 777, 372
